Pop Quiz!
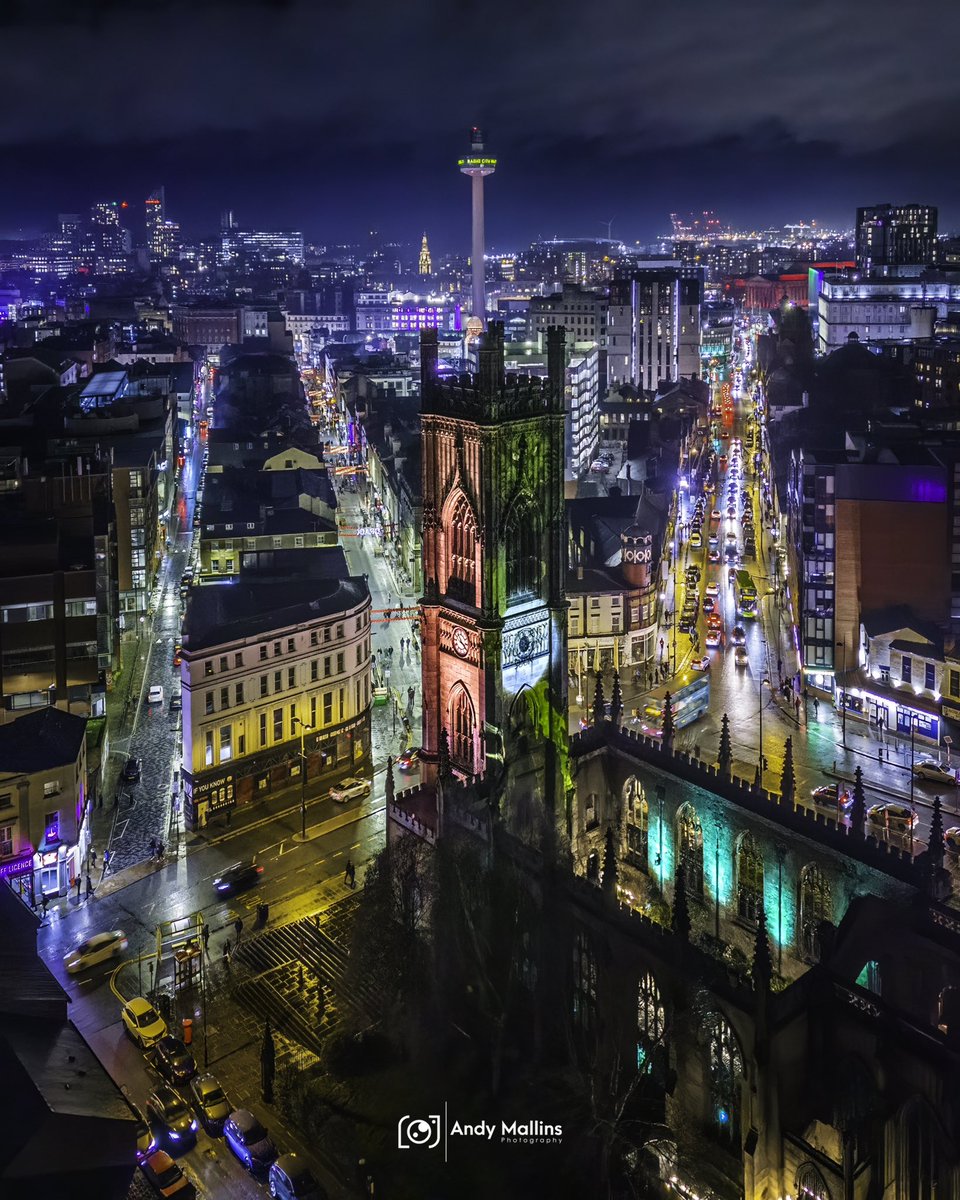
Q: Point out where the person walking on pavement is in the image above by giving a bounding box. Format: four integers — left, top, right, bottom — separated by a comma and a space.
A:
222, 941, 231, 970
89, 848, 97, 869
344, 859, 354, 887
74, 876, 81, 902
202, 924, 210, 953
234, 917, 243, 946
85, 875, 94, 899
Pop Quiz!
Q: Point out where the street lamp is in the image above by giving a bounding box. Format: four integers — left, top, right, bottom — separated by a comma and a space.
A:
291, 717, 314, 840
757, 674, 771, 784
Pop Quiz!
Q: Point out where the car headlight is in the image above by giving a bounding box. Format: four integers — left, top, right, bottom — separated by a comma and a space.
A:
191, 1119, 198, 1130
169, 1130, 180, 1140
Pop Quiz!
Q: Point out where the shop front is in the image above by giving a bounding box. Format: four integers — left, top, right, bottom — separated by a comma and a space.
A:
1, 849, 36, 907
843, 677, 942, 745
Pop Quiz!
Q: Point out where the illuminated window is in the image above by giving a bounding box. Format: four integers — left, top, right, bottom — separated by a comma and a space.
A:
704, 1012, 743, 1147
446, 494, 478, 605
623, 776, 648, 871
796, 1163, 832, 1200
637, 971, 664, 1068
798, 863, 832, 961
736, 833, 764, 925
505, 501, 540, 600
449, 685, 475, 772
676, 802, 704, 896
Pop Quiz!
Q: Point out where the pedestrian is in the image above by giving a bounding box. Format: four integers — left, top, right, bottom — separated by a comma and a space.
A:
202, 924, 210, 952
345, 859, 353, 886
222, 941, 231, 970
813, 696, 820, 716
74, 876, 81, 901
89, 848, 97, 868
156, 841, 165, 860
41, 894, 49, 918
85, 875, 94, 899
234, 917, 243, 945
103, 849, 111, 870
149, 837, 157, 856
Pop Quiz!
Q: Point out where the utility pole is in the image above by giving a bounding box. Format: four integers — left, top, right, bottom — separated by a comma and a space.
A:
835, 638, 847, 747
292, 717, 314, 840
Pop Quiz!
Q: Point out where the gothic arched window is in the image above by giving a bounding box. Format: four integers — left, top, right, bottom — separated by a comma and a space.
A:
637, 970, 665, 1068
505, 502, 540, 600
447, 494, 477, 605
572, 929, 598, 1041
704, 1012, 743, 1148
676, 803, 704, 897
796, 1163, 832, 1200
799, 863, 832, 962
449, 685, 475, 773
623, 777, 648, 871
736, 833, 764, 925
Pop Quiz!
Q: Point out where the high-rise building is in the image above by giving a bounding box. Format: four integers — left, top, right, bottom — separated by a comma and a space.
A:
607, 266, 702, 392
419, 233, 432, 276
87, 201, 128, 274
855, 203, 938, 273
146, 188, 165, 260
458, 127, 497, 325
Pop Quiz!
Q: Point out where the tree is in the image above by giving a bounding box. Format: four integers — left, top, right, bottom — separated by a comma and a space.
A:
593, 671, 606, 726
609, 672, 623, 727
780, 737, 795, 805
660, 692, 674, 749
717, 712, 732, 778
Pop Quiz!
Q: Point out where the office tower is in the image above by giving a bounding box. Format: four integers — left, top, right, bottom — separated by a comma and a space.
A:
419, 233, 432, 276
146, 187, 165, 260
607, 267, 702, 392
855, 203, 938, 272
458, 127, 497, 324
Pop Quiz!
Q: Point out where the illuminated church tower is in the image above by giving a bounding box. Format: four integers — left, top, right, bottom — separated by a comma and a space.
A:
419, 322, 570, 835
418, 232, 432, 276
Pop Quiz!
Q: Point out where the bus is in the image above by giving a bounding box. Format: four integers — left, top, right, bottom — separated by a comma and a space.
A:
736, 569, 758, 617
638, 674, 711, 739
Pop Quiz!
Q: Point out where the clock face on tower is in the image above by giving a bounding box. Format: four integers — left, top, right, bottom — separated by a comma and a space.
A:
453, 628, 470, 658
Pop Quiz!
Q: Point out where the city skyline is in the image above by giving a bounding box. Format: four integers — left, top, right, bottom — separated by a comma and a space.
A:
3, 0, 960, 243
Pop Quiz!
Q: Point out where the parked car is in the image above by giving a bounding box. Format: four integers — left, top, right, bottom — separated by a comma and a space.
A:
140, 1149, 190, 1197
689, 531, 702, 548
867, 802, 918, 831
213, 861, 264, 895
329, 776, 372, 803
145, 1085, 198, 1148
147, 685, 164, 705
189, 1072, 232, 1136
945, 827, 960, 856
121, 757, 142, 782
268, 1153, 326, 1200
223, 1108, 278, 1175
64, 929, 128, 974
396, 747, 420, 772
136, 1109, 159, 1162
154, 1035, 197, 1085
121, 998, 167, 1048
170, 691, 182, 711
913, 759, 959, 786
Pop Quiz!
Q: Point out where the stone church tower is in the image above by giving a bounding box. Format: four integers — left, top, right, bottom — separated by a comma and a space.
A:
419, 323, 570, 835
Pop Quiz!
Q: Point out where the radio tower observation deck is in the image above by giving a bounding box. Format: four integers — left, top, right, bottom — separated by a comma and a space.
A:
458, 127, 497, 328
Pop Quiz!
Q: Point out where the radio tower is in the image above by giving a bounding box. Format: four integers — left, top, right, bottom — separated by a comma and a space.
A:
458, 127, 497, 326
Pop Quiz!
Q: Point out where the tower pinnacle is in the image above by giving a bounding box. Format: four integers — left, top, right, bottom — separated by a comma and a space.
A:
458, 126, 497, 328
419, 232, 432, 276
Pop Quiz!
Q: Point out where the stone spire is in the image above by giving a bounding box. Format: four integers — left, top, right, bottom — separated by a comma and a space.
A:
609, 671, 623, 728
661, 691, 675, 751
385, 755, 395, 808
717, 712, 732, 779
752, 902, 773, 991
850, 766, 866, 838
438, 726, 452, 781
592, 670, 606, 726
780, 736, 795, 806
929, 795, 945, 870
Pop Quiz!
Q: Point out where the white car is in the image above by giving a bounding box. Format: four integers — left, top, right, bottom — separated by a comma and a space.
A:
735, 646, 749, 668
121, 997, 168, 1048
705, 582, 719, 596
913, 759, 958, 786
64, 929, 129, 974
329, 776, 372, 803
147, 685, 164, 705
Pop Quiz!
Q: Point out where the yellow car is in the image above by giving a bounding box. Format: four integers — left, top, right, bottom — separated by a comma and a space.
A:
121, 997, 167, 1049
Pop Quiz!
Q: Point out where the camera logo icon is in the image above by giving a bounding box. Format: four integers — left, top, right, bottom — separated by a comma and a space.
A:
398, 1114, 441, 1150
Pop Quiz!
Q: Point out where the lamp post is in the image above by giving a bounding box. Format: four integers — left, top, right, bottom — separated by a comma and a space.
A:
757, 674, 771, 784
291, 717, 314, 840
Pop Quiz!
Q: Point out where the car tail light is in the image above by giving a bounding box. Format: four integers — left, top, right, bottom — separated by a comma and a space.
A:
256, 866, 263, 873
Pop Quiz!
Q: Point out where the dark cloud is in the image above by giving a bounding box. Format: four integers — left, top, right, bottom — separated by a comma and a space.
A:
3, 0, 960, 241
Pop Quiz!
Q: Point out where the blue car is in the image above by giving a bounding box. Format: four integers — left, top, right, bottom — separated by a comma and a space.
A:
268, 1153, 326, 1199
224, 1109, 278, 1175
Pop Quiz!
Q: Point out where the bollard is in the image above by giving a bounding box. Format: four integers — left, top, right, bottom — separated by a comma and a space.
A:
182, 1018, 193, 1046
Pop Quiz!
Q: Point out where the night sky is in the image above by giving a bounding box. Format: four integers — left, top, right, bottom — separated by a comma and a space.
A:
4, 0, 960, 247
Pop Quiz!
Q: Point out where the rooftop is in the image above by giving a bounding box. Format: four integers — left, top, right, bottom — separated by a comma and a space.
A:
0, 708, 87, 775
